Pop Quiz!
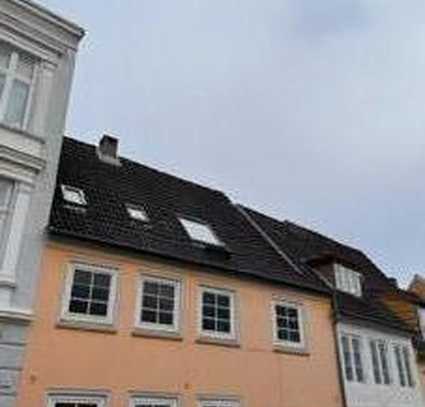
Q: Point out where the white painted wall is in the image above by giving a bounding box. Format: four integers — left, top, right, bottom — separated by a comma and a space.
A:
337, 322, 424, 407
0, 1, 84, 405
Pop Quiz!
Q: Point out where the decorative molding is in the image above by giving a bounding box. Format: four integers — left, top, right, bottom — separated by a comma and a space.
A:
0, 144, 45, 174
0, 308, 33, 324
0, 0, 84, 53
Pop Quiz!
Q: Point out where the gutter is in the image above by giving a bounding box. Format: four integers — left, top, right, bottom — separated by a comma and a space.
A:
47, 226, 330, 297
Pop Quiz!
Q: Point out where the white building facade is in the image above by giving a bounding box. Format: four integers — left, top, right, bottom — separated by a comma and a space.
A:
0, 1, 83, 405
337, 321, 424, 407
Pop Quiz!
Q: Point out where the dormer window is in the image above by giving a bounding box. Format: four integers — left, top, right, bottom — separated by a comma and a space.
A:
179, 217, 222, 246
0, 43, 37, 129
61, 185, 87, 206
127, 204, 149, 222
335, 264, 362, 297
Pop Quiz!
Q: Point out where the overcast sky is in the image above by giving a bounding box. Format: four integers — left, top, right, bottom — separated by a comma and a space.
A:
40, 0, 425, 286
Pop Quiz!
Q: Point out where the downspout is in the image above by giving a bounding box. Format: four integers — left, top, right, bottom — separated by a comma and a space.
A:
236, 204, 348, 407
332, 291, 348, 407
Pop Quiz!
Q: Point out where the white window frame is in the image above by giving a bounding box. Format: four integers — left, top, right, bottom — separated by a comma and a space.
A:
272, 300, 306, 349
130, 396, 178, 407
179, 217, 223, 246
0, 44, 37, 130
127, 204, 149, 222
340, 333, 366, 384
369, 339, 391, 385
198, 399, 240, 407
335, 264, 362, 297
135, 274, 181, 333
60, 263, 118, 326
61, 185, 87, 206
393, 343, 415, 388
47, 394, 107, 407
198, 286, 236, 341
0, 177, 14, 254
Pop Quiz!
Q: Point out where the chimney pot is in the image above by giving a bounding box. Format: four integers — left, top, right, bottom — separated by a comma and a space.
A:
98, 134, 120, 165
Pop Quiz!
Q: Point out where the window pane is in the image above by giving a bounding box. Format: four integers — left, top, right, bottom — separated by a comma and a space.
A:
202, 318, 215, 331
69, 299, 89, 314
143, 295, 157, 309
159, 297, 174, 311
159, 311, 173, 325
71, 284, 90, 299
289, 331, 301, 342
352, 338, 364, 382
342, 335, 354, 381
370, 341, 382, 384
73, 270, 92, 285
403, 347, 414, 387
144, 281, 159, 295
180, 217, 222, 246
217, 295, 230, 307
217, 307, 230, 319
91, 287, 109, 301
379, 342, 391, 385
89, 302, 108, 316
0, 177, 13, 209
94, 273, 111, 288
0, 45, 11, 69
0, 74, 6, 102
4, 79, 29, 127
217, 320, 231, 333
394, 345, 406, 387
141, 309, 157, 323
203, 292, 216, 305
16, 53, 35, 80
159, 283, 174, 298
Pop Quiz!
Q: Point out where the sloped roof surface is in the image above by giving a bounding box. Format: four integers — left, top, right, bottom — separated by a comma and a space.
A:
244, 207, 411, 332
49, 137, 329, 294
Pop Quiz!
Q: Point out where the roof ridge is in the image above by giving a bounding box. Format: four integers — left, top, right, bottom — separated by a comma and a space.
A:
63, 136, 230, 200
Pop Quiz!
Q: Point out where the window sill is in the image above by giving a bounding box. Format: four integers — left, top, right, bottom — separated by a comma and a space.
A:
56, 319, 118, 334
196, 336, 241, 348
273, 344, 310, 356
132, 327, 183, 341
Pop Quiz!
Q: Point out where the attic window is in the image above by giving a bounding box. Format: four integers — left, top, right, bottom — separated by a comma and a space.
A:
127, 204, 149, 222
335, 264, 362, 297
179, 217, 222, 246
61, 185, 86, 206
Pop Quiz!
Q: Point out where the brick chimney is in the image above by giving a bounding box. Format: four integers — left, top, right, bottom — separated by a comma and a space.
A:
97, 134, 120, 165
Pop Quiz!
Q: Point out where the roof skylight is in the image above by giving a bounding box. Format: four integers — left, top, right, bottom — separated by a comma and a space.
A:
61, 185, 87, 206
127, 204, 149, 222
179, 217, 222, 246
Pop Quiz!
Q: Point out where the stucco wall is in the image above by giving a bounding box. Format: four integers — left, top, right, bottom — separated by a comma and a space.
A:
17, 242, 343, 407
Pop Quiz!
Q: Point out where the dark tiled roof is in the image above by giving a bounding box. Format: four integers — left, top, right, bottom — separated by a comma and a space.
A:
49, 138, 329, 294
243, 207, 412, 332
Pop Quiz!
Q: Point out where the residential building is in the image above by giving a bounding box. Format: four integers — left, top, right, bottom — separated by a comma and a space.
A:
17, 136, 344, 407
242, 209, 424, 407
0, 0, 83, 405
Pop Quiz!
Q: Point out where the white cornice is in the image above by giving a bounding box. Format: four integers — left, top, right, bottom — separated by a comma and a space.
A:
9, 0, 84, 39
0, 0, 85, 55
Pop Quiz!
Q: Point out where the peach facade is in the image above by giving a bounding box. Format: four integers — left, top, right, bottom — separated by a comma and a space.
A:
17, 241, 343, 407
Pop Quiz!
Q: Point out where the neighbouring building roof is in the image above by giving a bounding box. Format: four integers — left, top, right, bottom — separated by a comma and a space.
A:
49, 137, 329, 295
243, 207, 412, 333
